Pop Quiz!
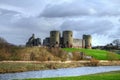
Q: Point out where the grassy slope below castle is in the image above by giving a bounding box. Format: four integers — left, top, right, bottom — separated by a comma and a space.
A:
62, 48, 120, 60
23, 70, 120, 80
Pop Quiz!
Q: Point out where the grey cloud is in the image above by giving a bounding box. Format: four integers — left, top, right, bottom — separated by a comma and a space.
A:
0, 8, 19, 15
0, 8, 22, 26
41, 1, 92, 17
13, 18, 62, 33
0, 0, 43, 7
60, 19, 113, 35
0, 0, 47, 17
40, 0, 120, 18
0, 16, 63, 45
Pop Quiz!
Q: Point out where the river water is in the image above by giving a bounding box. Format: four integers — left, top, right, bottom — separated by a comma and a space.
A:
0, 66, 120, 80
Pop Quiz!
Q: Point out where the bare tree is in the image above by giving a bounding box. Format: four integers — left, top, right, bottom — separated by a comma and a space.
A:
0, 37, 7, 43
112, 39, 120, 48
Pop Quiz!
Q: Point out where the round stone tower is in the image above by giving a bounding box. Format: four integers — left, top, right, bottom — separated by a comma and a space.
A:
63, 30, 73, 48
83, 35, 92, 49
50, 30, 60, 47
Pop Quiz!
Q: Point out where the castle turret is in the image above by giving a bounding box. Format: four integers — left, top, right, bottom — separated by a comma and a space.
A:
63, 30, 73, 48
50, 30, 60, 47
83, 35, 92, 49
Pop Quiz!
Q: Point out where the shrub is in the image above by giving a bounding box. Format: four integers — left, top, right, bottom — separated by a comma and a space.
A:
72, 52, 82, 61
90, 58, 99, 66
48, 48, 67, 61
19, 47, 55, 61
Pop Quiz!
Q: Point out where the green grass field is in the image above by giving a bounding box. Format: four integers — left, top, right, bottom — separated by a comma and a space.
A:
23, 70, 120, 80
113, 50, 120, 54
62, 48, 120, 60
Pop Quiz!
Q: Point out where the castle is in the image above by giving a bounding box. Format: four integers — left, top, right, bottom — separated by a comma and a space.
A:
26, 30, 92, 49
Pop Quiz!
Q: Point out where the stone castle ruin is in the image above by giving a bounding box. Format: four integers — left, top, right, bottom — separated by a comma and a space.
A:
26, 30, 92, 49
26, 34, 41, 46
43, 30, 92, 49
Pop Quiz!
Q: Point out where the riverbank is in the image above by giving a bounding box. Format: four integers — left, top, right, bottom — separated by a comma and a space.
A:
0, 60, 120, 74
23, 70, 120, 80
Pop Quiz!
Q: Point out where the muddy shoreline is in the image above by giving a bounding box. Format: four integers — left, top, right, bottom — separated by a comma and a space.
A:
0, 60, 120, 74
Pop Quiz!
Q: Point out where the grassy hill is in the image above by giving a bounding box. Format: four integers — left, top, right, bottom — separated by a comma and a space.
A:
112, 50, 120, 54
0, 41, 120, 61
62, 48, 120, 60
0, 44, 68, 61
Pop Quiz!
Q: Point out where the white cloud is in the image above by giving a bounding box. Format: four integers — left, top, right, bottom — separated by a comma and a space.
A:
92, 34, 113, 46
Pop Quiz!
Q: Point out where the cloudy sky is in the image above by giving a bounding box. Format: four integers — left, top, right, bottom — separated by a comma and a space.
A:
0, 0, 120, 46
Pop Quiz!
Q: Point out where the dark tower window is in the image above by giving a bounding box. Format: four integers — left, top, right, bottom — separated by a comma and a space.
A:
51, 34, 54, 37
66, 41, 69, 44
56, 41, 58, 44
